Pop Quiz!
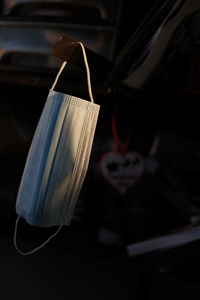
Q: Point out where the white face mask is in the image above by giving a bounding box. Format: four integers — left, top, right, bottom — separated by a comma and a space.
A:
14, 42, 100, 255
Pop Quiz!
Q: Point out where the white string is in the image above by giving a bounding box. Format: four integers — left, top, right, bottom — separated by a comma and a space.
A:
51, 42, 94, 103
78, 42, 94, 103
51, 61, 67, 91
14, 216, 63, 255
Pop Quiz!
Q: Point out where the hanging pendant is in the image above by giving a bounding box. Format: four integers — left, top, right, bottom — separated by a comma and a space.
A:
99, 150, 144, 195
99, 109, 144, 195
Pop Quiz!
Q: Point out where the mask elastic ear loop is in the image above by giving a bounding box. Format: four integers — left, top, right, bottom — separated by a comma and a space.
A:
14, 216, 63, 255
78, 42, 94, 103
51, 61, 67, 91
14, 41, 94, 255
50, 42, 94, 103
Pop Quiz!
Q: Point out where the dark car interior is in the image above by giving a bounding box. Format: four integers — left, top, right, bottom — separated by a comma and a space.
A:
1, 0, 200, 299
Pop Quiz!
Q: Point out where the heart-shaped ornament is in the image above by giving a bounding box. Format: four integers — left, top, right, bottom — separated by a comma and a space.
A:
99, 151, 144, 195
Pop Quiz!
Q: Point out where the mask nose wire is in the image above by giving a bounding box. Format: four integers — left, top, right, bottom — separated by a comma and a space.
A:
51, 42, 94, 103
14, 41, 94, 255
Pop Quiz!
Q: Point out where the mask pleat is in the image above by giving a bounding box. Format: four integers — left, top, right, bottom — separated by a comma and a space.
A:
63, 103, 99, 224
16, 91, 62, 224
41, 95, 87, 224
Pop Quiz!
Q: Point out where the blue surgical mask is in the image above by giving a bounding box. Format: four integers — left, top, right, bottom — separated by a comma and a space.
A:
14, 42, 100, 255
